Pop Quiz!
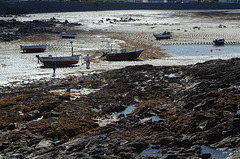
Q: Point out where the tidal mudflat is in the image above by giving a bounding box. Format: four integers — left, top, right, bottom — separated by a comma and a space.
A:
0, 10, 240, 158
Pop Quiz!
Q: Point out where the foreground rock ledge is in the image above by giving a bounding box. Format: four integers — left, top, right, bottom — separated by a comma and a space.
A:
0, 58, 240, 158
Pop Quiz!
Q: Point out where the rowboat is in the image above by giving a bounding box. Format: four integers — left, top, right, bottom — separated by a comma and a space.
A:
101, 49, 144, 61
213, 39, 225, 45
60, 33, 77, 38
20, 44, 47, 53
153, 31, 172, 40
36, 54, 81, 67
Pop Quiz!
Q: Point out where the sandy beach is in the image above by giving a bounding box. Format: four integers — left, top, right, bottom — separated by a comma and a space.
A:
1, 9, 240, 159
1, 10, 240, 85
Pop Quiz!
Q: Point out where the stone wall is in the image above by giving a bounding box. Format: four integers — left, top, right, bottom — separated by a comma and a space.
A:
0, 1, 240, 15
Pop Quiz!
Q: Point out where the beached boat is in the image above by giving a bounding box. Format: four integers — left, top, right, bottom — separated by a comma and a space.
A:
101, 49, 144, 61
36, 41, 81, 67
213, 39, 225, 45
36, 54, 81, 67
20, 44, 47, 53
153, 31, 172, 40
60, 33, 77, 38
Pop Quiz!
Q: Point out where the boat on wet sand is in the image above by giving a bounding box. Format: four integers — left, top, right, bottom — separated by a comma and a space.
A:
153, 31, 172, 40
36, 41, 81, 67
101, 49, 144, 61
60, 33, 77, 38
20, 44, 47, 53
36, 54, 81, 67
213, 39, 225, 45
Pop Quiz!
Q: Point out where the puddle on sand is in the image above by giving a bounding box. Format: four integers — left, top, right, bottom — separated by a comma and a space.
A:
95, 104, 136, 127
140, 145, 162, 157
111, 104, 136, 117
237, 110, 240, 114
151, 116, 165, 121
92, 105, 103, 112
93, 108, 99, 112
200, 145, 240, 159
140, 116, 165, 123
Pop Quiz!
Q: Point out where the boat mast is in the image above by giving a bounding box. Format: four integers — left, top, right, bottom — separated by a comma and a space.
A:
70, 41, 73, 56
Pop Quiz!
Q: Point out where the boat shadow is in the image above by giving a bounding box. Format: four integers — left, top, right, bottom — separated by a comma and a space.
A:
155, 37, 173, 40
38, 65, 80, 68
213, 44, 225, 47
103, 59, 144, 62
133, 59, 144, 61
20, 51, 46, 54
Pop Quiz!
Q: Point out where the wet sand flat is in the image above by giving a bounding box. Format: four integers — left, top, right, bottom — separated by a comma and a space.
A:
1, 10, 240, 85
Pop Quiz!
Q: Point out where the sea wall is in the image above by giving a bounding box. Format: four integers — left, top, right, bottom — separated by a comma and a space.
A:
1, 1, 240, 15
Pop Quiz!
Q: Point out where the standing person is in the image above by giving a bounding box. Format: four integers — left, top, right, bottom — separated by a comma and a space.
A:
86, 54, 90, 69
51, 61, 57, 76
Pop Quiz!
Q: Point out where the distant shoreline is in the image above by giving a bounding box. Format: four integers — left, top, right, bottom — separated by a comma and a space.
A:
1, 1, 240, 15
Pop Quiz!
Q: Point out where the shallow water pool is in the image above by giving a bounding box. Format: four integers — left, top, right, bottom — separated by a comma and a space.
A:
162, 44, 240, 57
140, 145, 162, 157
201, 145, 240, 159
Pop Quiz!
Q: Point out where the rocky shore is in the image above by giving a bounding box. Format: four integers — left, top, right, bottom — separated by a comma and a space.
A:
1, 58, 240, 158
1, 10, 240, 158
0, 17, 81, 42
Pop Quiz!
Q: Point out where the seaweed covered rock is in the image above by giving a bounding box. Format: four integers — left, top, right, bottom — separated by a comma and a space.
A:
1, 58, 240, 158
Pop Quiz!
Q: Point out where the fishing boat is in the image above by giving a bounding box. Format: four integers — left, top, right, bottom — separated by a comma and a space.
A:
36, 54, 81, 67
101, 49, 144, 61
59, 33, 77, 39
36, 41, 81, 67
153, 31, 172, 40
213, 39, 225, 45
20, 44, 47, 53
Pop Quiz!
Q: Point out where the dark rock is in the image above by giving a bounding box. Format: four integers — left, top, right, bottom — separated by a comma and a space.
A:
58, 94, 71, 100
199, 153, 211, 159
1, 59, 240, 158
184, 102, 195, 109
194, 99, 215, 111
23, 110, 41, 121
43, 111, 60, 118
7, 123, 15, 130
38, 101, 60, 112
0, 142, 9, 151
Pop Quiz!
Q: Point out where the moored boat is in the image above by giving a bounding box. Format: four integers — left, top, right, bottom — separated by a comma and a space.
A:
36, 54, 81, 67
153, 31, 172, 40
213, 39, 225, 45
101, 49, 144, 61
20, 44, 47, 53
36, 41, 81, 67
60, 33, 77, 38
